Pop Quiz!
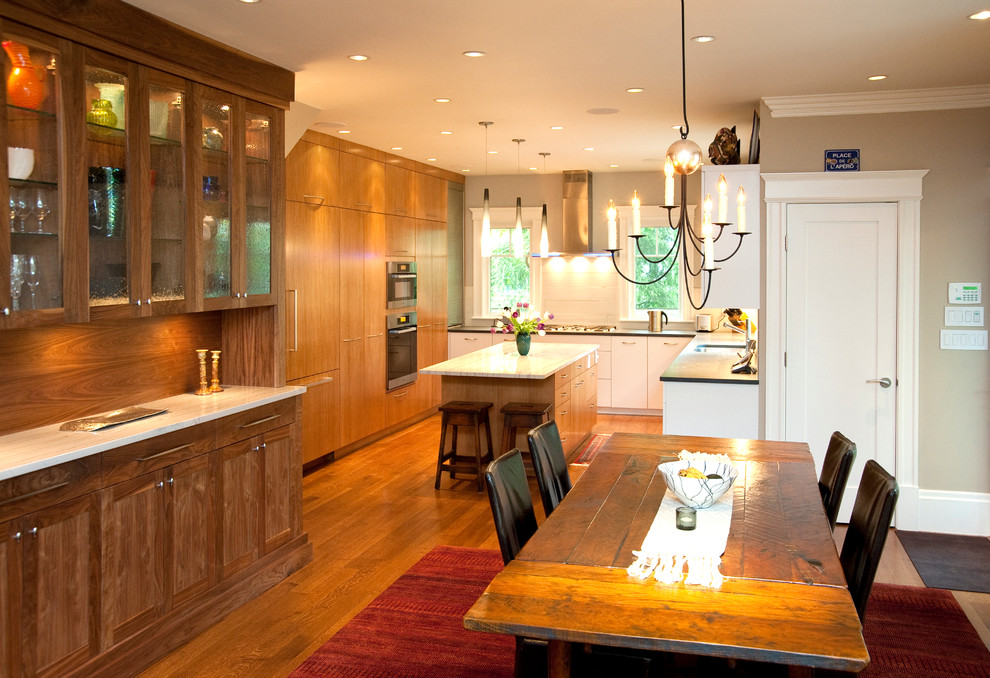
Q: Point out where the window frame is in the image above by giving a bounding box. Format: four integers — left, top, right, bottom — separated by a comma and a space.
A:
470, 205, 543, 321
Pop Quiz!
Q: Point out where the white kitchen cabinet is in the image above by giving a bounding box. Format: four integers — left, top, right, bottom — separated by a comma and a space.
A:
663, 381, 759, 439
448, 331, 495, 359
647, 336, 693, 410
610, 337, 649, 409
701, 164, 761, 309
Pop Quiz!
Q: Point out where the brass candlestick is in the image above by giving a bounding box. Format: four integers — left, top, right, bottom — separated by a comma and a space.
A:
210, 350, 223, 393
194, 349, 211, 395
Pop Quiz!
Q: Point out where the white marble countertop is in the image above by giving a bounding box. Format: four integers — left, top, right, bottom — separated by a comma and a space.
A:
421, 342, 600, 380
0, 385, 305, 481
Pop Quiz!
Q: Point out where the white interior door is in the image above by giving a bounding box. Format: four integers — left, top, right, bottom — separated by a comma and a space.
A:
785, 203, 897, 522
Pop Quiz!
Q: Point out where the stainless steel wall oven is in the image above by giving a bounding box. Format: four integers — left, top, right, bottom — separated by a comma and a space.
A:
386, 261, 417, 308
386, 311, 417, 390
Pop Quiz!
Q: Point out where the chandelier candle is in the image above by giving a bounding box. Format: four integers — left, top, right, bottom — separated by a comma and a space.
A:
664, 158, 675, 206
702, 194, 713, 238
717, 174, 728, 223
737, 188, 747, 233
607, 199, 617, 249
632, 191, 641, 236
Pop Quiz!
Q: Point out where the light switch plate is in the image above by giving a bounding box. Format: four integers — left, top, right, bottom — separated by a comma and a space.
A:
948, 282, 981, 304
944, 306, 984, 327
940, 330, 988, 350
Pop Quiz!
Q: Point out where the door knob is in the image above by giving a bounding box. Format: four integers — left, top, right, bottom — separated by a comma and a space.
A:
866, 377, 892, 388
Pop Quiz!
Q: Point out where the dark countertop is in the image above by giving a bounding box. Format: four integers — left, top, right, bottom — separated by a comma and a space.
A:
660, 332, 759, 385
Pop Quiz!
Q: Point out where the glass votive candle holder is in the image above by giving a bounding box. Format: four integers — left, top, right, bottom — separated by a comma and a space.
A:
675, 506, 697, 531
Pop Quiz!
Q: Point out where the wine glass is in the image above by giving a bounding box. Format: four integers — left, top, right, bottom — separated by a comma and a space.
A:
34, 192, 51, 234
25, 255, 41, 310
9, 254, 24, 312
13, 192, 31, 233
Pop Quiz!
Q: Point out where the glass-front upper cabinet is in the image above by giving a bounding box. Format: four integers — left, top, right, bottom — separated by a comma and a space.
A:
200, 90, 232, 305
245, 105, 272, 299
84, 57, 130, 312
148, 74, 186, 312
2, 30, 62, 325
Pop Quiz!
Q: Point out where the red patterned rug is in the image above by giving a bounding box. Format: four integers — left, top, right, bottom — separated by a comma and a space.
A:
289, 547, 990, 677
572, 433, 610, 465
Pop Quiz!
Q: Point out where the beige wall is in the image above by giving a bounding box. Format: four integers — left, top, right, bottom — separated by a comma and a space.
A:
760, 104, 990, 494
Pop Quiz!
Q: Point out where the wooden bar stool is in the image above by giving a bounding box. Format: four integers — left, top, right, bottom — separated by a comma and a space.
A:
435, 401, 495, 492
499, 402, 553, 459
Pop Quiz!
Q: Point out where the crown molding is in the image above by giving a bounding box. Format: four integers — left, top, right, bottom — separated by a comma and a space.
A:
763, 85, 990, 118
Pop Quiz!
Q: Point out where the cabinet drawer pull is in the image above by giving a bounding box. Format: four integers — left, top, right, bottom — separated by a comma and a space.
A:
464, 337, 478, 341
138, 443, 194, 462
393, 209, 408, 215
355, 202, 372, 208
287, 289, 298, 352
156, 481, 164, 489
393, 391, 408, 398
621, 341, 637, 345
237, 414, 281, 429
302, 194, 325, 205
13, 531, 20, 542
307, 376, 334, 387
0, 482, 70, 507
367, 332, 384, 338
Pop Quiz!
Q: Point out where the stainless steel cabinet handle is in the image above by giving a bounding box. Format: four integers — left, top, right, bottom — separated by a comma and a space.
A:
146, 298, 151, 305
0, 482, 69, 507
355, 202, 372, 208
367, 332, 384, 338
13, 532, 20, 542
302, 194, 325, 205
156, 481, 164, 489
866, 377, 893, 388
286, 289, 299, 352
29, 527, 37, 538
135, 299, 142, 306
464, 337, 478, 341
238, 414, 280, 429
138, 443, 193, 462
621, 341, 637, 345
2, 307, 9, 315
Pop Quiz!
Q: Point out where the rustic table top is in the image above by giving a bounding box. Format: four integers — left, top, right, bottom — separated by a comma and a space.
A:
464, 433, 869, 675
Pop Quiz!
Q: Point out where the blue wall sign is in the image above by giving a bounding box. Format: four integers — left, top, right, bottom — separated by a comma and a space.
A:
825, 149, 860, 172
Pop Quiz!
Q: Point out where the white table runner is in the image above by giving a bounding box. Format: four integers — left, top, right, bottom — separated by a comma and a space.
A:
626, 488, 733, 588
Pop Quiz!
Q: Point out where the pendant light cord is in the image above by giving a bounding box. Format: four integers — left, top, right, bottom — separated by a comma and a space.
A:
679, 0, 689, 140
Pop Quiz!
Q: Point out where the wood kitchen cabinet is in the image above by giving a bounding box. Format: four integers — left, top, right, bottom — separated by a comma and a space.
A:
10, 493, 102, 677
285, 201, 338, 381
385, 214, 416, 258
414, 173, 445, 221
384, 164, 415, 217
338, 152, 383, 212
416, 218, 447, 408
285, 138, 338, 206
289, 371, 339, 464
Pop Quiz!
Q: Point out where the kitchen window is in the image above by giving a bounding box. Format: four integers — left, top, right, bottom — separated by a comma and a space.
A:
617, 205, 696, 322
471, 205, 543, 319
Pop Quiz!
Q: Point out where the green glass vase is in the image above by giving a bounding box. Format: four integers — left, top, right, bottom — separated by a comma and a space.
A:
516, 333, 531, 356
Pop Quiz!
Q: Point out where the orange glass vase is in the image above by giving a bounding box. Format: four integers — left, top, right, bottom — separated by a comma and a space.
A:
2, 40, 45, 110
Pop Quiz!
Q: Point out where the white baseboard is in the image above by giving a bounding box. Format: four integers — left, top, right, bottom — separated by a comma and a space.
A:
905, 488, 990, 536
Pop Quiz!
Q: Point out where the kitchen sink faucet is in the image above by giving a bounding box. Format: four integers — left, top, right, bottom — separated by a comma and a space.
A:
723, 320, 757, 374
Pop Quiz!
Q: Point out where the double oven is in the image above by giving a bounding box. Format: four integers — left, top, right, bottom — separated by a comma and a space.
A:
385, 261, 418, 390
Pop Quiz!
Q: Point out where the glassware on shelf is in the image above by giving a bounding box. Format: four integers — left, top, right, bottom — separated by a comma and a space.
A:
8, 196, 15, 232
9, 254, 24, 311
13, 191, 31, 232
25, 255, 40, 310
34, 191, 51, 233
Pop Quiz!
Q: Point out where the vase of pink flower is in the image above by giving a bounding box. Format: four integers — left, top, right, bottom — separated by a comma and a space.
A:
491, 302, 554, 356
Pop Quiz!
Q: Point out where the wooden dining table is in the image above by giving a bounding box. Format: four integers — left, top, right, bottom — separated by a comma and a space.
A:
463, 433, 870, 677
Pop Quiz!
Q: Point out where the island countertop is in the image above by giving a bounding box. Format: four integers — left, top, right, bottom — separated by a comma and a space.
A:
421, 342, 600, 380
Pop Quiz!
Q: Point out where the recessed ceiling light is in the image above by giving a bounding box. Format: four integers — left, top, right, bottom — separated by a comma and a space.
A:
969, 9, 990, 19
348, 54, 368, 61
584, 147, 595, 151
462, 50, 486, 58
434, 97, 451, 103
626, 87, 644, 93
550, 126, 564, 130
238, 0, 261, 4
427, 158, 437, 162
391, 146, 403, 151
529, 167, 538, 171
488, 150, 498, 154
609, 164, 619, 168
868, 74, 887, 81
461, 169, 471, 172
338, 130, 350, 134
691, 35, 715, 43
440, 130, 453, 135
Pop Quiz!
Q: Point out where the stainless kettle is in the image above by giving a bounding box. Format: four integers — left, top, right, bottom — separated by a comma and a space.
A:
647, 310, 668, 332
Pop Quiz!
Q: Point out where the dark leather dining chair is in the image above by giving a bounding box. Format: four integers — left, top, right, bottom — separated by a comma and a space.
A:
527, 420, 573, 517
819, 431, 857, 531
484, 449, 538, 565
840, 459, 899, 621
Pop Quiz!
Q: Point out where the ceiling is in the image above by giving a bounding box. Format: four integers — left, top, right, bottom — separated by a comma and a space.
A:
122, 0, 990, 175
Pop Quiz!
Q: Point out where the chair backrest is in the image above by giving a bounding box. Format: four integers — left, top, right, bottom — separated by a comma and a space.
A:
527, 420, 573, 517
840, 459, 898, 621
819, 431, 857, 531
484, 449, 538, 565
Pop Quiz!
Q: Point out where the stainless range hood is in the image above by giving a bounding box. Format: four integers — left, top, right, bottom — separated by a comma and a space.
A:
560, 169, 594, 255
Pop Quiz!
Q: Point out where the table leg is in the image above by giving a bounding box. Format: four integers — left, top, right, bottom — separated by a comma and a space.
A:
547, 639, 571, 678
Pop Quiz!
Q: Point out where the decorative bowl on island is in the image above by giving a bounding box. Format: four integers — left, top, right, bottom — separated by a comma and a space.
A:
659, 458, 738, 509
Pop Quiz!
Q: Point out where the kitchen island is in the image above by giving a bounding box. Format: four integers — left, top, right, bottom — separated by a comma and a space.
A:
660, 331, 760, 438
421, 342, 600, 456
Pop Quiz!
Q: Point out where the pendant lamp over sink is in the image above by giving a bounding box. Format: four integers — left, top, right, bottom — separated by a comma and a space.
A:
512, 138, 525, 258
605, 0, 750, 310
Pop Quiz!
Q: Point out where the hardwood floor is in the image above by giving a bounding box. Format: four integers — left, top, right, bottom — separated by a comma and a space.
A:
139, 413, 990, 677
